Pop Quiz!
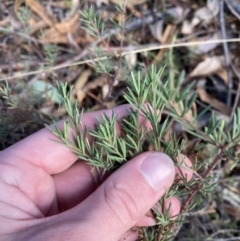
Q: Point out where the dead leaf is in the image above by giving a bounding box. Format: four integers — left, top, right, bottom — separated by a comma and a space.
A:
0, 17, 9, 27
75, 69, 92, 90
41, 31, 93, 44
83, 75, 107, 91
14, 0, 25, 14
192, 0, 219, 26
207, 0, 220, 16
28, 17, 37, 26
170, 100, 194, 122
224, 203, 240, 219
223, 188, 240, 207
124, 50, 137, 69
54, 13, 79, 34
74, 69, 92, 103
167, 6, 190, 24
181, 20, 192, 35
29, 20, 47, 35
217, 68, 228, 85
189, 56, 224, 78
225, 0, 240, 22
80, 75, 108, 105
197, 87, 231, 115
26, 1, 80, 34
102, 84, 110, 99
40, 13, 94, 44
26, 0, 54, 28
149, 20, 164, 42
153, 24, 176, 63
193, 33, 220, 54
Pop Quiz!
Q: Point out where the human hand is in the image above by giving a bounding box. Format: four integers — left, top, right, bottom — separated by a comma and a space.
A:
0, 104, 192, 241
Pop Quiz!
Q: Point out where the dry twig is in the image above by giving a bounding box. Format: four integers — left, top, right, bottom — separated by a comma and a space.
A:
219, 0, 233, 107
1, 37, 240, 82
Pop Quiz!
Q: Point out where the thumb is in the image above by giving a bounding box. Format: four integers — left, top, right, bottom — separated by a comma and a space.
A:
74, 151, 176, 241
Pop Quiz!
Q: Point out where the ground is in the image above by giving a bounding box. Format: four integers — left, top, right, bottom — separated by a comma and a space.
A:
1, 0, 240, 240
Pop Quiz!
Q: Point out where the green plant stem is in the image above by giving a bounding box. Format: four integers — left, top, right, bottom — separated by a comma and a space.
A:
225, 132, 240, 149
89, 17, 117, 58
180, 149, 225, 213
162, 108, 217, 146
137, 109, 146, 153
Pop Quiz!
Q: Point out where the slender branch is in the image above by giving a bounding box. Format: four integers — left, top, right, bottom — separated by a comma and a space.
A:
165, 107, 219, 146
0, 26, 40, 44
119, 1, 127, 55
182, 119, 218, 146
181, 149, 225, 212
219, 0, 233, 106
230, 63, 240, 121
224, 132, 240, 149
1, 37, 240, 81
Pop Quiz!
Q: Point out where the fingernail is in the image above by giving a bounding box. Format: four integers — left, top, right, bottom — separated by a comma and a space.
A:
140, 153, 175, 191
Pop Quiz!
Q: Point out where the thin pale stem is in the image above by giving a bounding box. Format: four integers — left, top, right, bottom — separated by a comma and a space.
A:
180, 149, 225, 212
2, 37, 240, 81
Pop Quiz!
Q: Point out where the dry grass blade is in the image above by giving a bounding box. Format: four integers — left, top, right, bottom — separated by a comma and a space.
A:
1, 37, 240, 82
25, 0, 54, 28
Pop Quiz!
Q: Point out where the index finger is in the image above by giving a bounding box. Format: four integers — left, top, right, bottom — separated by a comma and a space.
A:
0, 104, 147, 174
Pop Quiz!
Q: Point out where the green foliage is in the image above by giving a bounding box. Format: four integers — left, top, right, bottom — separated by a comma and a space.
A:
18, 6, 31, 23
47, 62, 240, 240
1, 2, 238, 240
46, 5, 240, 241
79, 6, 105, 38
79, 5, 131, 80
43, 44, 59, 65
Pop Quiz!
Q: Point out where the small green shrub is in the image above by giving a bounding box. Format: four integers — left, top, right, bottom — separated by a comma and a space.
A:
45, 5, 240, 240
48, 65, 240, 240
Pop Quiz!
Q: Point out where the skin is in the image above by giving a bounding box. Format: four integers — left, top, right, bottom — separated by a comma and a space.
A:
0, 104, 193, 241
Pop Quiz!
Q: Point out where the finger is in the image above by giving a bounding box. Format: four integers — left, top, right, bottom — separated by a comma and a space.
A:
1, 104, 148, 174
175, 154, 193, 183
32, 152, 175, 241
136, 196, 181, 227
163, 196, 181, 219
51, 155, 191, 215
120, 229, 139, 241
120, 197, 181, 240
50, 162, 97, 214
